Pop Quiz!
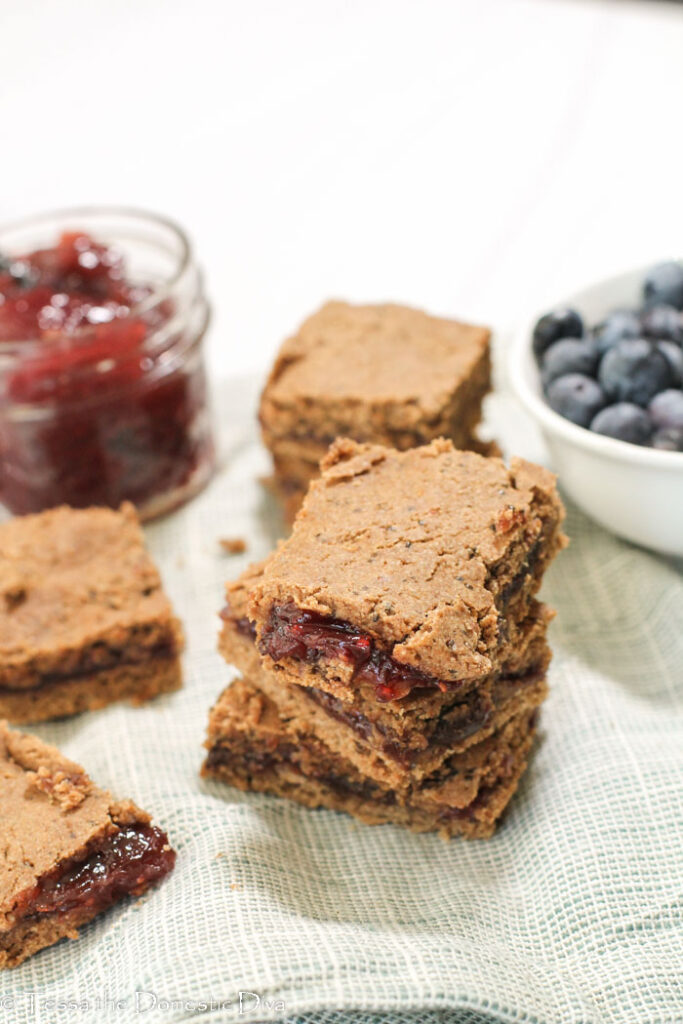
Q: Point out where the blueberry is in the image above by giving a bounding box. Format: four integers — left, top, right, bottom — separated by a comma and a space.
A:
643, 261, 683, 310
652, 427, 683, 451
546, 373, 606, 427
648, 389, 683, 431
640, 304, 683, 343
657, 342, 683, 386
595, 309, 640, 355
598, 339, 673, 406
541, 338, 598, 387
532, 308, 583, 362
590, 403, 653, 446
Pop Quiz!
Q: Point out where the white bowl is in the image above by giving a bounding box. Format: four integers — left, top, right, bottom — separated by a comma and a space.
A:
509, 264, 683, 557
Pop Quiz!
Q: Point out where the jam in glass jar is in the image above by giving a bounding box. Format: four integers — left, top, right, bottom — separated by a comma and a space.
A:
0, 207, 215, 519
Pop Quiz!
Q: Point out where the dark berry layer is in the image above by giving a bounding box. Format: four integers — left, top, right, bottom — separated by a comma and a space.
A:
259, 602, 452, 702
13, 824, 175, 919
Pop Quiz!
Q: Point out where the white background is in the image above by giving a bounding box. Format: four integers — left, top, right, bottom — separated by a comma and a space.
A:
3, 0, 683, 379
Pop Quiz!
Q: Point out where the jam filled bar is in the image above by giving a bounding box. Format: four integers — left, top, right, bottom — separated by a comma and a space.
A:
0, 722, 175, 968
219, 561, 551, 789
250, 439, 565, 699
206, 439, 565, 837
259, 301, 492, 521
0, 503, 183, 723
203, 678, 539, 840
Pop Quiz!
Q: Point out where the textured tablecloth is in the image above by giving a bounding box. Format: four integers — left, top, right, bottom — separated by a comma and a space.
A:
2, 374, 682, 1024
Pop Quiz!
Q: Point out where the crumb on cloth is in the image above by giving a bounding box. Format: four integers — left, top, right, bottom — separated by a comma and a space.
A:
219, 537, 247, 555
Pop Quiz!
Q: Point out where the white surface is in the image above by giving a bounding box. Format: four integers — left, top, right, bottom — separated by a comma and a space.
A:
3, 0, 683, 383
510, 264, 683, 557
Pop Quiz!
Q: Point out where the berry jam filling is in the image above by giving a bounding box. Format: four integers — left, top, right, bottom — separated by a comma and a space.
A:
34, 639, 177, 689
260, 602, 457, 702
220, 605, 257, 639
206, 742, 386, 804
303, 686, 375, 742
14, 824, 175, 919
0, 231, 212, 516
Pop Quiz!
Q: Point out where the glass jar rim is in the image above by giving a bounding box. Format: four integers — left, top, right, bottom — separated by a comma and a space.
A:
0, 205, 197, 358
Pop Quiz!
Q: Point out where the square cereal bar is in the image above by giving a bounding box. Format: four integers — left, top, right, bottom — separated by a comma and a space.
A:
0, 722, 175, 968
250, 438, 566, 703
259, 301, 492, 520
0, 503, 183, 723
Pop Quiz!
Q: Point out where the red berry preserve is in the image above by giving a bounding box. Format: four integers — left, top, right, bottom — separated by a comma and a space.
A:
0, 208, 214, 518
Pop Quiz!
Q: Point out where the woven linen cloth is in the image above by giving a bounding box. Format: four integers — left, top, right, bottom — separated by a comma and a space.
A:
2, 374, 681, 1024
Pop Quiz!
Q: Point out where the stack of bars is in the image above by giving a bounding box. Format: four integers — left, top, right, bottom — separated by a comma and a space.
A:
204, 438, 567, 839
259, 301, 492, 522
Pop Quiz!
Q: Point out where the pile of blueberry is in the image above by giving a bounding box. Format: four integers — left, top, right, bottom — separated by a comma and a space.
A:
533, 261, 683, 451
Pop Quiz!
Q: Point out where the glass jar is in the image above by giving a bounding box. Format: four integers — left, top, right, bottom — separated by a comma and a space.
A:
0, 207, 214, 519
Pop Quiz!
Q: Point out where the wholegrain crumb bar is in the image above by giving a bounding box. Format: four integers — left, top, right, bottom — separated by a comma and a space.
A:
202, 678, 537, 840
0, 503, 183, 723
219, 560, 551, 787
259, 301, 492, 521
249, 438, 566, 699
0, 722, 175, 969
